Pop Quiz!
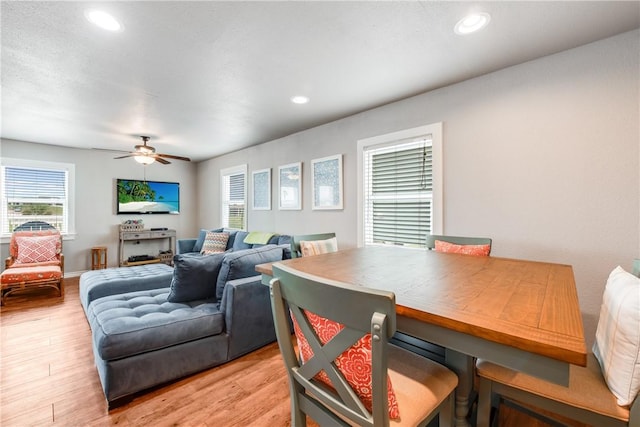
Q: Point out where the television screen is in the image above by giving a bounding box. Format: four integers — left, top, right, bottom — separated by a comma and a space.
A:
117, 179, 180, 214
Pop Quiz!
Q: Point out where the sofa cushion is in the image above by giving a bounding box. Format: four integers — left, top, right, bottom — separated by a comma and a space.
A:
200, 231, 229, 255
223, 228, 240, 250
80, 264, 174, 313
593, 266, 640, 406
193, 228, 223, 253
88, 288, 223, 361
168, 253, 225, 302
216, 245, 284, 300
232, 231, 251, 251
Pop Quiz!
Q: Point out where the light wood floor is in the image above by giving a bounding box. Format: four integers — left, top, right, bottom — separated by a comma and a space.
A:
1, 277, 573, 426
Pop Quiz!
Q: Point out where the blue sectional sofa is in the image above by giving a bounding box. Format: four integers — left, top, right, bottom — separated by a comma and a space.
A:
80, 237, 289, 407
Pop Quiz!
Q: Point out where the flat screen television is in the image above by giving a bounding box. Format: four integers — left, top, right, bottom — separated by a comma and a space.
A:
117, 179, 180, 214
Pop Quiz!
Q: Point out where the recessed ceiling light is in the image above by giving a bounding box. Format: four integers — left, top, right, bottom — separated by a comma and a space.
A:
290, 96, 310, 105
454, 12, 490, 35
85, 9, 123, 32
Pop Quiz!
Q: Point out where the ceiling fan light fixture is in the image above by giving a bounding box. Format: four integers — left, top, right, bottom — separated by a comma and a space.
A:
290, 95, 310, 105
454, 12, 491, 35
134, 155, 155, 165
85, 10, 123, 32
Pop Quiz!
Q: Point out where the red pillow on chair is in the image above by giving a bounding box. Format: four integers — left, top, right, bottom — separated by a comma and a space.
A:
291, 311, 400, 419
15, 235, 59, 263
435, 240, 490, 256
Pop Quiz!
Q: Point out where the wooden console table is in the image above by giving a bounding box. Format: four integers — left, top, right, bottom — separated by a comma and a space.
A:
118, 229, 176, 267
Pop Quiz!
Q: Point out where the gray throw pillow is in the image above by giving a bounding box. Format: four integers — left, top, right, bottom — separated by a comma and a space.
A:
168, 253, 225, 302
215, 245, 284, 300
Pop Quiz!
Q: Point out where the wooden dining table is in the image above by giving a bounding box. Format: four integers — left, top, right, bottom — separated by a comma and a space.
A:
256, 246, 587, 427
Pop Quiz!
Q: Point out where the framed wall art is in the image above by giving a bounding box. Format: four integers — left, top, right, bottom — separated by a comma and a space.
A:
311, 154, 343, 210
251, 168, 271, 210
278, 162, 302, 210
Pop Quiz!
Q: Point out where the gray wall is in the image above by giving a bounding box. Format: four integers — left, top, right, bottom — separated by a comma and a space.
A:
1, 140, 198, 273
197, 30, 640, 345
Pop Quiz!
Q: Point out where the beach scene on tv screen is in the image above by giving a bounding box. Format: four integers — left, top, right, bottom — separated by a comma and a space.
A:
118, 180, 179, 214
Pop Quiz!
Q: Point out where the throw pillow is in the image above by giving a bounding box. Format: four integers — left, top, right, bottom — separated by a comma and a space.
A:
292, 311, 400, 419
193, 228, 223, 253
200, 232, 230, 255
592, 266, 640, 406
215, 245, 284, 300
300, 237, 338, 257
434, 240, 490, 256
167, 253, 226, 302
15, 235, 59, 263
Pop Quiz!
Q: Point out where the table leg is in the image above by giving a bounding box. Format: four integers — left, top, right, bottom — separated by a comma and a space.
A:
445, 349, 474, 427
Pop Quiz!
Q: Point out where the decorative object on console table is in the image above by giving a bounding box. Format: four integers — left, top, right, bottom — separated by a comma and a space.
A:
118, 228, 176, 267
119, 219, 144, 232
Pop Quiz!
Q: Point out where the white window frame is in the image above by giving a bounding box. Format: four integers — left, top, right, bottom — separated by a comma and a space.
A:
1, 158, 76, 242
356, 123, 443, 248
220, 164, 247, 230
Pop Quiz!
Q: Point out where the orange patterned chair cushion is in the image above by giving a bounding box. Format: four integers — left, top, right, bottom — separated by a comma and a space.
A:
0, 265, 62, 285
292, 311, 400, 419
434, 240, 491, 256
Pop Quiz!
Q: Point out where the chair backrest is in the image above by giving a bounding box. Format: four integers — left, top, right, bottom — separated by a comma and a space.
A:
13, 221, 57, 231
290, 232, 337, 258
426, 234, 492, 254
269, 263, 397, 426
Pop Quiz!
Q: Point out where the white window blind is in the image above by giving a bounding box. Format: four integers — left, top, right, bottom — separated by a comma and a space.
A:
221, 165, 247, 230
1, 165, 69, 234
363, 138, 433, 248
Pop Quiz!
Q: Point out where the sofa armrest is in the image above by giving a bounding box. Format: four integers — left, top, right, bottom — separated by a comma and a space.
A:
177, 239, 197, 255
220, 275, 276, 359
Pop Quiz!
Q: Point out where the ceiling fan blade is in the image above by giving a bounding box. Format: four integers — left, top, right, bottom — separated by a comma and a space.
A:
114, 153, 136, 159
93, 147, 130, 154
154, 156, 171, 165
156, 153, 191, 162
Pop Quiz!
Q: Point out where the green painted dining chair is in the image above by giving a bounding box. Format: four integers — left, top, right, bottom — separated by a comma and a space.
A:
269, 263, 458, 426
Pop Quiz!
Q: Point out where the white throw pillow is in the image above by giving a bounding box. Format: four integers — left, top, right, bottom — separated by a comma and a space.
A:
592, 266, 640, 406
300, 237, 338, 257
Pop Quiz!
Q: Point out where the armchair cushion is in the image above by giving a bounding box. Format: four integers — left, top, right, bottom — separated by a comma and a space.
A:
15, 235, 59, 263
593, 266, 640, 406
1, 265, 62, 284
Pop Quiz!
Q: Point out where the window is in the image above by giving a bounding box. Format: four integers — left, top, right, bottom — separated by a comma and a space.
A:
221, 164, 247, 230
357, 123, 442, 248
1, 158, 75, 238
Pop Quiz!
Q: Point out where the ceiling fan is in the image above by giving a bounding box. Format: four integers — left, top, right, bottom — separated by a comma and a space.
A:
114, 136, 191, 165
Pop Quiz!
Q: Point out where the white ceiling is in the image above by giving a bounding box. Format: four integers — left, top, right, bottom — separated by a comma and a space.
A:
2, 1, 639, 162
